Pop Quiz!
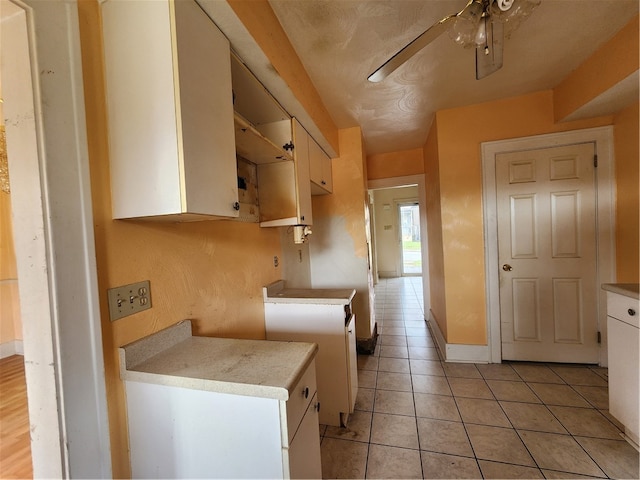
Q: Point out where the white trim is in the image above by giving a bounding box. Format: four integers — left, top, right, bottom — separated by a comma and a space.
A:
481, 126, 616, 365
427, 311, 489, 363
0, 340, 24, 359
4, 0, 112, 477
368, 175, 430, 313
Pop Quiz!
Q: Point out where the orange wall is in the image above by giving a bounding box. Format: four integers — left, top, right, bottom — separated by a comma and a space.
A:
311, 127, 373, 339
613, 101, 640, 282
0, 190, 22, 345
367, 148, 424, 180
78, 2, 283, 477
423, 121, 447, 338
432, 90, 612, 345
554, 15, 639, 122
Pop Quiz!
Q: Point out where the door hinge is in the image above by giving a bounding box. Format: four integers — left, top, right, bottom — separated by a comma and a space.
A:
594, 154, 598, 168
283, 142, 294, 152
597, 331, 601, 344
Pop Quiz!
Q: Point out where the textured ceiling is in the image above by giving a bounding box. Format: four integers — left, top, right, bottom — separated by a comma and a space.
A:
268, 0, 639, 155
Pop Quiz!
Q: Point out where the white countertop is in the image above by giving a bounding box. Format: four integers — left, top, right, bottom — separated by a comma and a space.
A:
602, 283, 640, 299
263, 280, 355, 305
119, 320, 318, 401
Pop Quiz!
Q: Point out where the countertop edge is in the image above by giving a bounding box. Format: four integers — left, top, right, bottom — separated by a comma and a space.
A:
602, 283, 640, 300
120, 369, 292, 401
263, 280, 356, 304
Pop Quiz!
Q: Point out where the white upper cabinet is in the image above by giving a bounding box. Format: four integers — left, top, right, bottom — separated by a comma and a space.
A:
102, 0, 239, 220
230, 55, 313, 227
309, 137, 333, 195
257, 119, 313, 226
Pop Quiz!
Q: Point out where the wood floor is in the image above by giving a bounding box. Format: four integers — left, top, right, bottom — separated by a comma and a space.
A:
0, 355, 33, 479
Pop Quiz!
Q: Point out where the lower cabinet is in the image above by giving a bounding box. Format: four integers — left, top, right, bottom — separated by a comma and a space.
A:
124, 332, 322, 479
265, 302, 358, 427
605, 289, 639, 446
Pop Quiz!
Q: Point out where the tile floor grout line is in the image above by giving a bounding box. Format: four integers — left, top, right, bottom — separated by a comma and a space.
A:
323, 278, 637, 478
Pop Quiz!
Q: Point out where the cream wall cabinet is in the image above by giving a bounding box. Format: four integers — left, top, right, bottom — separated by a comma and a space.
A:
231, 55, 293, 166
258, 119, 313, 226
604, 285, 639, 447
102, 0, 239, 220
309, 139, 333, 195
120, 321, 322, 479
230, 56, 313, 226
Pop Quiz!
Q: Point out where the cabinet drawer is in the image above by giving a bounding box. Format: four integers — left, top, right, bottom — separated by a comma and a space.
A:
606, 292, 640, 328
286, 359, 317, 444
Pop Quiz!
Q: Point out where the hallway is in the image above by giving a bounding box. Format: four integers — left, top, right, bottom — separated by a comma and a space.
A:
319, 277, 639, 479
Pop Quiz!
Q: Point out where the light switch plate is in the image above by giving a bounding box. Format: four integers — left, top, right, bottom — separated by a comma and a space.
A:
107, 280, 151, 321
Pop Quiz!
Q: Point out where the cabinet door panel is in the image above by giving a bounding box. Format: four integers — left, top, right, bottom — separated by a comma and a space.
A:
102, 0, 238, 220
174, 0, 238, 217
102, 0, 182, 218
292, 120, 313, 224
346, 314, 358, 412
286, 360, 317, 444
125, 381, 283, 479
288, 393, 322, 479
607, 315, 639, 442
258, 161, 298, 224
309, 139, 332, 195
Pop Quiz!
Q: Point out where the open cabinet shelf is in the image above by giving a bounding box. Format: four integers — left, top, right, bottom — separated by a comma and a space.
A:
234, 112, 292, 165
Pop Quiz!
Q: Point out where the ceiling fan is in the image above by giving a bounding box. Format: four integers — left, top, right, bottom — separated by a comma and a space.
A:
367, 0, 541, 82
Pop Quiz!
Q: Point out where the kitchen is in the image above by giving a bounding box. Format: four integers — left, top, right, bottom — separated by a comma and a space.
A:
0, 0, 638, 478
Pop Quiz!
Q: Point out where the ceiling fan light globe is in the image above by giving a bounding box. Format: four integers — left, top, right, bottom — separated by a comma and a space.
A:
474, 17, 488, 46
449, 16, 481, 47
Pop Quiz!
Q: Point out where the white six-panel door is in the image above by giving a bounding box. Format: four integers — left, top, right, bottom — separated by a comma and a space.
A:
496, 143, 599, 363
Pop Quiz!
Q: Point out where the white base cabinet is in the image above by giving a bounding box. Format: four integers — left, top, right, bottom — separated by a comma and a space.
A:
263, 283, 358, 427
120, 322, 322, 479
604, 286, 640, 447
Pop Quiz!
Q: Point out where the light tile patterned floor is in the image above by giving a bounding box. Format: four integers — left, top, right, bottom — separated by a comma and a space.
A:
319, 277, 639, 479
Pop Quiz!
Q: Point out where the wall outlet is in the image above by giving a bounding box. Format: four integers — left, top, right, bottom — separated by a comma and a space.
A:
107, 280, 151, 321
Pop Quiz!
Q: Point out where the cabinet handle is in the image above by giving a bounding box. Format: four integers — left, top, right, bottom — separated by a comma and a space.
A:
321, 180, 326, 185
314, 402, 321, 412
302, 386, 309, 399
233, 202, 240, 211
629, 309, 636, 316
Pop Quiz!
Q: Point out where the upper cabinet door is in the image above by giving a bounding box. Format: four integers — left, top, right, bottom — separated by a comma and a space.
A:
292, 119, 313, 225
102, 0, 238, 220
309, 138, 333, 195
257, 119, 313, 227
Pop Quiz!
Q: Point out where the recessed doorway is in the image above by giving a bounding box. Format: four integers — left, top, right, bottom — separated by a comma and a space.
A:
399, 202, 421, 276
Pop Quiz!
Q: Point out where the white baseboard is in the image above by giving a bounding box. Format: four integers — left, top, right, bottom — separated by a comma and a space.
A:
427, 311, 489, 363
0, 340, 24, 359
378, 271, 398, 278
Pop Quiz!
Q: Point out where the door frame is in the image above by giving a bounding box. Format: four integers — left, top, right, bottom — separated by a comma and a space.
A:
3, 0, 112, 476
397, 200, 421, 277
368, 174, 430, 314
481, 127, 616, 365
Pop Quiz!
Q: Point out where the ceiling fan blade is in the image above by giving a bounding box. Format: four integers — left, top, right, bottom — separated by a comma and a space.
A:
476, 18, 504, 79
367, 13, 457, 83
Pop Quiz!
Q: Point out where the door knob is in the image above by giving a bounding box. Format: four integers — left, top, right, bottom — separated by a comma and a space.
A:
502, 264, 513, 271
